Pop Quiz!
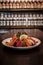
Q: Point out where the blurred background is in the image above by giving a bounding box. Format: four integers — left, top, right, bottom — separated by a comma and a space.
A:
0, 0, 43, 36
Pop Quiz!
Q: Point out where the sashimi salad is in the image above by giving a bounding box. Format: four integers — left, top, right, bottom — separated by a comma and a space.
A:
6, 32, 38, 47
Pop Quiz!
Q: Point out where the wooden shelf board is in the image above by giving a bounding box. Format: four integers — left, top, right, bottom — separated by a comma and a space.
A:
0, 8, 43, 11
0, 26, 43, 29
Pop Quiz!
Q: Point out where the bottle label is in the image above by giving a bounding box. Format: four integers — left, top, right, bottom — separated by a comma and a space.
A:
13, 6, 16, 8
16, 6, 19, 8
3, 6, 5, 8
20, 6, 22, 8
6, 6, 9, 8
0, 6, 2, 9
10, 6, 12, 8
23, 5, 26, 8
41, 4, 43, 8
26, 6, 30, 8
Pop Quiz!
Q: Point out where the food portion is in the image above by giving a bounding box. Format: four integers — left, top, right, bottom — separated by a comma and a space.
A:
6, 32, 38, 47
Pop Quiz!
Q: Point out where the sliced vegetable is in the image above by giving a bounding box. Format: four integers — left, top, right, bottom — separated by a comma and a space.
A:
20, 34, 28, 40
16, 40, 22, 47
27, 39, 33, 46
22, 41, 26, 47
27, 37, 38, 44
9, 35, 18, 46
23, 38, 31, 46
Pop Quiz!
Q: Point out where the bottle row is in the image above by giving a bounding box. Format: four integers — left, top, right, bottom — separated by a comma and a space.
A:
0, 0, 43, 3
0, 13, 43, 20
0, 20, 43, 26
0, 1, 43, 9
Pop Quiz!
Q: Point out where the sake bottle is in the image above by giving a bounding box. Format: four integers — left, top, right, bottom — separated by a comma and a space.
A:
20, 0, 23, 8
16, 0, 19, 8
12, 0, 16, 9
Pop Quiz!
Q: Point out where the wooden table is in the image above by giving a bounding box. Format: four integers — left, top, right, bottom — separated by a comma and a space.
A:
0, 29, 43, 65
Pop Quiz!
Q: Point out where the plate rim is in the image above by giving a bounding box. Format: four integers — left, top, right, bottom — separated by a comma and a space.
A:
2, 37, 41, 50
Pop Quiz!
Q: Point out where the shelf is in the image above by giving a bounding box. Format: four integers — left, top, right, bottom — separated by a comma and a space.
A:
0, 26, 43, 29
0, 8, 43, 12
